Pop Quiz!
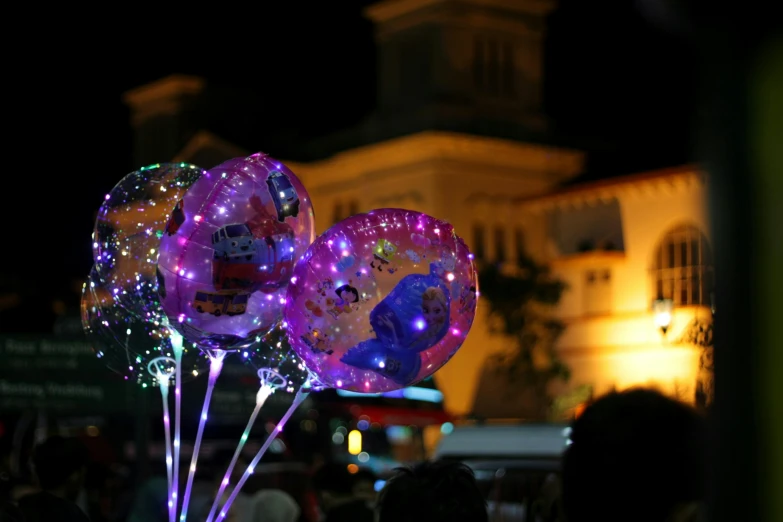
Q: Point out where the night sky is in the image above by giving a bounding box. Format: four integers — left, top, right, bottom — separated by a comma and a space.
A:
3, 0, 694, 332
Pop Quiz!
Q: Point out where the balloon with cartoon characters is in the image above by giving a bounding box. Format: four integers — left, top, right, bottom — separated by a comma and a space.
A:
284, 208, 478, 392
156, 153, 316, 350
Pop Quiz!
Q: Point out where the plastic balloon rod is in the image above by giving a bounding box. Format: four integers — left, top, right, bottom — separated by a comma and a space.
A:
159, 382, 175, 522
179, 351, 225, 522
215, 383, 311, 522
171, 330, 184, 520
205, 386, 273, 522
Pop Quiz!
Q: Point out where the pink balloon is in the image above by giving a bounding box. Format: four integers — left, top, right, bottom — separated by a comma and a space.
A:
284, 208, 478, 392
157, 153, 316, 350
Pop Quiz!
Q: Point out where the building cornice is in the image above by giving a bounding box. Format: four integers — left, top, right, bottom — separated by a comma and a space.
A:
365, 0, 556, 24
172, 130, 249, 164
286, 131, 584, 189
123, 75, 205, 109
123, 75, 205, 126
366, 0, 556, 39
516, 164, 705, 213
550, 250, 627, 267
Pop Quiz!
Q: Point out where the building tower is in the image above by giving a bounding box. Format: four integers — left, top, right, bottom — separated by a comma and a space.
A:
122, 75, 206, 167
365, 0, 555, 138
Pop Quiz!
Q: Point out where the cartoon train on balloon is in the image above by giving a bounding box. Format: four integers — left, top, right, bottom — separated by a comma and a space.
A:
209, 224, 295, 291
202, 229, 295, 317
160, 170, 301, 318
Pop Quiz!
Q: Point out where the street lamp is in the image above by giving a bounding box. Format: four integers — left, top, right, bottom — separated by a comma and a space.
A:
653, 298, 674, 336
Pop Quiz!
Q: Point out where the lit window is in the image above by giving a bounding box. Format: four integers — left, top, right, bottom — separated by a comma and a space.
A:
651, 225, 714, 306
584, 268, 611, 315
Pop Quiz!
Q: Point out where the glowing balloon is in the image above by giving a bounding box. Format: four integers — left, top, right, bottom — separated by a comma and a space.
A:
92, 163, 205, 319
81, 265, 208, 386
242, 323, 313, 393
284, 208, 478, 392
157, 153, 316, 351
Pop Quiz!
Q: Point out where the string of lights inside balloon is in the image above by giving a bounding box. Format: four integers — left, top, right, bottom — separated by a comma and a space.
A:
96, 163, 314, 522
93, 166, 196, 522
96, 165, 471, 522
146, 159, 320, 522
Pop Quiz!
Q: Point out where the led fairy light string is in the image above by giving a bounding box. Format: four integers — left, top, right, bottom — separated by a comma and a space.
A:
146, 357, 177, 522
204, 368, 287, 522
165, 160, 240, 522
179, 350, 227, 522
166, 323, 185, 519
216, 379, 316, 522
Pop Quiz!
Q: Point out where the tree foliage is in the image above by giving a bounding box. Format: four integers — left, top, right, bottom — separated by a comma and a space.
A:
675, 317, 714, 411
477, 256, 570, 419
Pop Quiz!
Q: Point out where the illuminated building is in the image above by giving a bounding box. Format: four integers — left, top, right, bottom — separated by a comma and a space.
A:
515, 166, 713, 411
123, 0, 712, 419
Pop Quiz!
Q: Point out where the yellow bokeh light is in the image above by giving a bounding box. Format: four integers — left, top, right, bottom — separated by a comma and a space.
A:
348, 430, 362, 455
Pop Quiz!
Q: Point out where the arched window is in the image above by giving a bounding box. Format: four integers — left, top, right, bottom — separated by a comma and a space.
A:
652, 225, 714, 306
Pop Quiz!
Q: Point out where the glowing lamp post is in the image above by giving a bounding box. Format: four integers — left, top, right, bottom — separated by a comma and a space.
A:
653, 298, 674, 336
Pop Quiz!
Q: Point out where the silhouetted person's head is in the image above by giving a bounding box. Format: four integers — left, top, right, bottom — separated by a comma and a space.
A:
377, 460, 487, 522
0, 501, 25, 522
311, 462, 355, 512
352, 468, 377, 506
562, 388, 707, 522
31, 436, 89, 502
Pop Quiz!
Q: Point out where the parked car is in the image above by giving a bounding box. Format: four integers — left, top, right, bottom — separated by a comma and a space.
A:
434, 424, 571, 522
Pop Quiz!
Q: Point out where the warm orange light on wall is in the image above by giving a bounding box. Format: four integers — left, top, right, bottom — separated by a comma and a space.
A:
602, 347, 700, 396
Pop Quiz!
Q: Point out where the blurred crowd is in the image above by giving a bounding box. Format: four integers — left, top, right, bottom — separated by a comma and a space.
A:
0, 387, 707, 522
0, 440, 377, 522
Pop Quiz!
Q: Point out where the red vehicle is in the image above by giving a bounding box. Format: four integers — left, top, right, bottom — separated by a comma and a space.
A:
212, 232, 295, 293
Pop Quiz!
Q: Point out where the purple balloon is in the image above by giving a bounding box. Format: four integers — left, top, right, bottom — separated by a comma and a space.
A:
157, 153, 316, 350
284, 208, 478, 392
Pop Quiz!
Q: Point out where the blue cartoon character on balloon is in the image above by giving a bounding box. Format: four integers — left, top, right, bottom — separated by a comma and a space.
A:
340, 263, 450, 386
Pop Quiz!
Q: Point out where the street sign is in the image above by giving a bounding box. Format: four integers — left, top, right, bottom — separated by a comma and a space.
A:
0, 335, 131, 413
0, 335, 307, 421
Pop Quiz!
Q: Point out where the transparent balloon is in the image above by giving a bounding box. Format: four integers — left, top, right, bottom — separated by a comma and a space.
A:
81, 265, 208, 386
92, 163, 205, 319
157, 153, 317, 351
284, 208, 478, 393
241, 323, 314, 394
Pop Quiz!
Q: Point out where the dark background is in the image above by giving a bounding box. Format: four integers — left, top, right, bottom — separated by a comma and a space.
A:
3, 0, 694, 332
